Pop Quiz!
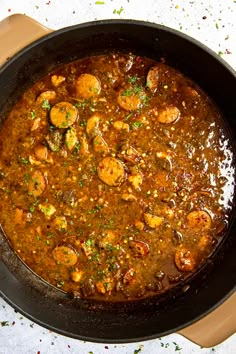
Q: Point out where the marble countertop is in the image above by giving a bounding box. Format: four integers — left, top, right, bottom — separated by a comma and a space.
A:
0, 1, 235, 353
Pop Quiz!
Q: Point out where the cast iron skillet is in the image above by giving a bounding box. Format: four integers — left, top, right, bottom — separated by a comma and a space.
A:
0, 19, 235, 343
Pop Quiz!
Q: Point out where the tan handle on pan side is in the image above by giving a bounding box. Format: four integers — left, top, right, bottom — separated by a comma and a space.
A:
178, 291, 236, 347
0, 14, 52, 66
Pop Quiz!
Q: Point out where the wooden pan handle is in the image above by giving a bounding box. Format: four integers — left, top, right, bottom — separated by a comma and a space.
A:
0, 14, 52, 66
178, 292, 236, 347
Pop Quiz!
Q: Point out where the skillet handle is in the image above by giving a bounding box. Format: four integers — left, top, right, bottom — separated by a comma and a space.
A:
178, 292, 236, 347
0, 14, 52, 66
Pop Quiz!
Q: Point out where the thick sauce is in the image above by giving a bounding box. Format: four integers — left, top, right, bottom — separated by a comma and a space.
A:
0, 53, 234, 301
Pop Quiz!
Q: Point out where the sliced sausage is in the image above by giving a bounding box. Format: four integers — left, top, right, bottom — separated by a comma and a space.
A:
52, 246, 78, 266
50, 102, 78, 128
97, 157, 125, 186
117, 87, 142, 111
76, 73, 101, 99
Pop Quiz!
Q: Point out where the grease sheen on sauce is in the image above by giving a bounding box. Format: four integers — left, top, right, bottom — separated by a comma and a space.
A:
0, 53, 234, 301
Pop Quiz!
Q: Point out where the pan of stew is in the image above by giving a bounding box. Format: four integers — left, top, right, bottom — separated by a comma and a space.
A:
0, 14, 235, 345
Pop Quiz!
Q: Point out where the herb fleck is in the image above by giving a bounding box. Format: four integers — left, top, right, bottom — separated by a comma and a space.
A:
113, 6, 124, 15
41, 99, 51, 110
23, 173, 30, 184
30, 110, 37, 119
128, 75, 139, 84
29, 206, 35, 213
20, 157, 29, 165
173, 342, 182, 351
133, 121, 143, 129
1, 321, 9, 327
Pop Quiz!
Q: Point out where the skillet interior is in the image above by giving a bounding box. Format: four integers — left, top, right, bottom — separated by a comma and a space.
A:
0, 20, 235, 342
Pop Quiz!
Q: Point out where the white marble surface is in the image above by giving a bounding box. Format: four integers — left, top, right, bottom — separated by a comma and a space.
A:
0, 0, 235, 353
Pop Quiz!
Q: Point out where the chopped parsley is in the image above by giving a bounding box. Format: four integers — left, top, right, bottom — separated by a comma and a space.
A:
121, 88, 133, 97
30, 110, 37, 119
20, 157, 29, 165
56, 280, 65, 288
85, 239, 94, 247
41, 99, 51, 110
88, 205, 103, 215
128, 75, 139, 84
90, 253, 100, 262
79, 120, 87, 127
121, 85, 147, 104
29, 206, 35, 213
74, 101, 87, 109
173, 342, 182, 351
66, 111, 71, 119
23, 173, 30, 184
133, 121, 143, 129
90, 166, 97, 174
134, 349, 142, 354
113, 6, 124, 15
125, 112, 133, 120
73, 143, 81, 155
1, 321, 9, 327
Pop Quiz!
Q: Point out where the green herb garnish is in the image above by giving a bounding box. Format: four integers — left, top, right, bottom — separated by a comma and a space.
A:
133, 121, 143, 129
20, 157, 29, 165
41, 99, 51, 110
30, 110, 37, 119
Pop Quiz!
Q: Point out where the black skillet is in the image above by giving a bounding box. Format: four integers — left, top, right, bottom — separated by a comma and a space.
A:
0, 15, 235, 344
